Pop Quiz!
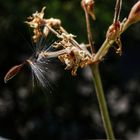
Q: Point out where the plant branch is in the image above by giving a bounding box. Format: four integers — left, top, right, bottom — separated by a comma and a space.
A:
93, 17, 130, 63
91, 64, 115, 140
93, 39, 114, 62
81, 1, 115, 139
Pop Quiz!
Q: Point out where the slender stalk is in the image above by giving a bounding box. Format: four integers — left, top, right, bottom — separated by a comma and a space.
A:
81, 1, 115, 138
38, 49, 68, 59
113, 0, 122, 23
85, 10, 95, 53
93, 39, 114, 62
91, 64, 115, 140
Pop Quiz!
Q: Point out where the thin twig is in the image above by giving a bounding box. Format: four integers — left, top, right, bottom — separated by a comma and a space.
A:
113, 0, 122, 23
38, 49, 68, 59
84, 10, 95, 54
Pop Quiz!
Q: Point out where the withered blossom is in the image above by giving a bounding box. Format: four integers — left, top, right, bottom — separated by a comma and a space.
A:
5, 0, 140, 87
25, 7, 61, 42
4, 7, 95, 85
81, 0, 96, 20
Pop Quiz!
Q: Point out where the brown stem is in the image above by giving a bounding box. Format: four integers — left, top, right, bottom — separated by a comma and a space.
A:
84, 9, 95, 54
113, 0, 122, 23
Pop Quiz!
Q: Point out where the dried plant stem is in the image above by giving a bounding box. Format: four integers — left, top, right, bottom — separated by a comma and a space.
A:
39, 49, 68, 59
90, 18, 131, 138
93, 39, 114, 62
113, 0, 122, 23
91, 64, 115, 140
83, 2, 115, 137
85, 11, 95, 53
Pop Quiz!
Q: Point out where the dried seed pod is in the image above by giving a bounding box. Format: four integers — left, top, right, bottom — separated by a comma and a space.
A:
124, 1, 140, 30
4, 64, 24, 83
128, 1, 140, 24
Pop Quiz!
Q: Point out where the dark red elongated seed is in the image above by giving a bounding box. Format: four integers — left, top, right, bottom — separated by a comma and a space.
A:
4, 64, 24, 83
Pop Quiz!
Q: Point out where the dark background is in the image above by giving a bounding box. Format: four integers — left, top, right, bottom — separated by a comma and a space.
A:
0, 0, 140, 140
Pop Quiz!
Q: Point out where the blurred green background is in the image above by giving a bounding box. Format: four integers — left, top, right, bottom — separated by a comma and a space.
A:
0, 0, 140, 140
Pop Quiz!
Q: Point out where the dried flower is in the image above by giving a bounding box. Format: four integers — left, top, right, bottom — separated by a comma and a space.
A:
81, 0, 96, 20
5, 6, 96, 87
26, 7, 46, 27
25, 7, 61, 42
128, 1, 140, 25
58, 46, 92, 76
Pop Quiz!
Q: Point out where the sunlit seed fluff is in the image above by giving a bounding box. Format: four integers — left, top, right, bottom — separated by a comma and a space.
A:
27, 59, 50, 88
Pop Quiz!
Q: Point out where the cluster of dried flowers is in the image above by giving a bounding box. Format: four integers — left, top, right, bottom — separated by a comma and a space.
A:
25, 7, 95, 76
3, 1, 140, 139
4, 5, 96, 85
4, 0, 140, 87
